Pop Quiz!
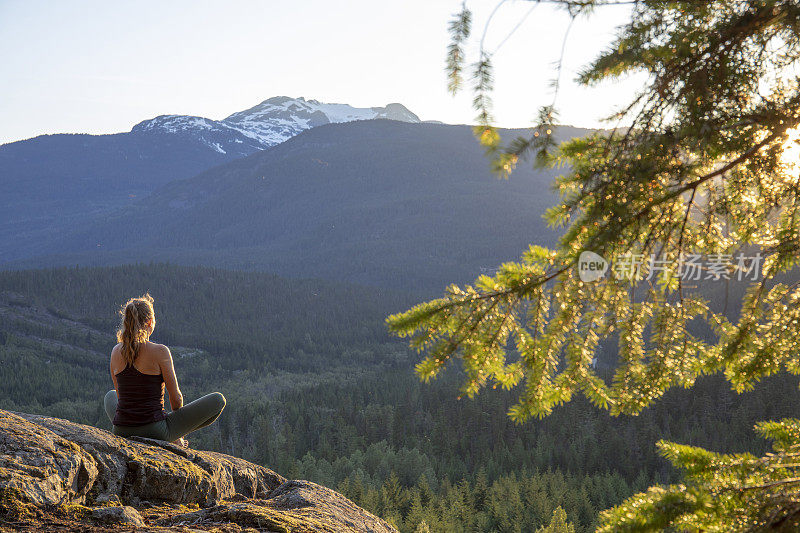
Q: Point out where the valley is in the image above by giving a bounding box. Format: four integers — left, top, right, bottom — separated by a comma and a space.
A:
2, 263, 798, 531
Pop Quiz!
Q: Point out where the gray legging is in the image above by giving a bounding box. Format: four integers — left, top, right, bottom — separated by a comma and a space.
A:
104, 390, 225, 442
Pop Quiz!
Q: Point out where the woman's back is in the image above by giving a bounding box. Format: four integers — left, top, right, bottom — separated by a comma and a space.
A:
111, 341, 167, 426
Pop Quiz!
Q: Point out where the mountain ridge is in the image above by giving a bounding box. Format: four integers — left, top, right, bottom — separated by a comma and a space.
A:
1, 120, 590, 292
0, 96, 422, 257
130, 95, 421, 152
3, 96, 420, 149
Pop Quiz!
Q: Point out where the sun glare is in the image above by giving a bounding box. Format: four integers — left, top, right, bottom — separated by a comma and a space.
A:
782, 127, 800, 172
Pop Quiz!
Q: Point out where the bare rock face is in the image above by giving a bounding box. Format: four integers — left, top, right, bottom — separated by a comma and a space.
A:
91, 505, 146, 527
0, 410, 397, 532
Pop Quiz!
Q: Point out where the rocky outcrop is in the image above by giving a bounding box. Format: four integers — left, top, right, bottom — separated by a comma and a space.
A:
0, 410, 397, 532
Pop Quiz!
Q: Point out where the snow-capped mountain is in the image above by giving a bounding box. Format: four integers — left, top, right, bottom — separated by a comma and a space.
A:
130, 115, 263, 157
0, 96, 422, 243
131, 96, 420, 154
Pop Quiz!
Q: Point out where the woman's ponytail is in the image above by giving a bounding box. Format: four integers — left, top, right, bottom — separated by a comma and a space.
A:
116, 293, 155, 365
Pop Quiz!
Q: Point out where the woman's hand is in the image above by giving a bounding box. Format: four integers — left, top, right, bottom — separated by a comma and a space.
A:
172, 437, 188, 448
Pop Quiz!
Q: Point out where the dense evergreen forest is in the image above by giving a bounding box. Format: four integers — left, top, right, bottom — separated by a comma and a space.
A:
1, 263, 798, 531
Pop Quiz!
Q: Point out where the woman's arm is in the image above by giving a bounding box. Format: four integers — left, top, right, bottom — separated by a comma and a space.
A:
158, 344, 184, 410
110, 359, 119, 391
110, 345, 119, 391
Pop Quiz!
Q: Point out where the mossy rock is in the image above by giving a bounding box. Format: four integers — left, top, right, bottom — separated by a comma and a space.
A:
55, 502, 92, 521
0, 487, 36, 520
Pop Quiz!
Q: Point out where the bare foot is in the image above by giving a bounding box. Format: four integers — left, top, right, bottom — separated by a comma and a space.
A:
172, 437, 188, 448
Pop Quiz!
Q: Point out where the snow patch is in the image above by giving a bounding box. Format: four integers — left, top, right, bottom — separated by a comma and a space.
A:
208, 142, 226, 154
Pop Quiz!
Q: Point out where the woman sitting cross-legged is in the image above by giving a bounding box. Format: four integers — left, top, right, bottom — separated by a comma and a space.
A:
103, 293, 225, 448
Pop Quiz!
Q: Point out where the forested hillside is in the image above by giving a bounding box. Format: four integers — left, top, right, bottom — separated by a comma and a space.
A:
0, 130, 255, 247
2, 263, 798, 531
0, 262, 413, 412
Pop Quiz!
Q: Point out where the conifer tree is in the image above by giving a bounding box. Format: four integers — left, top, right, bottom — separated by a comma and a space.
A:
415, 519, 432, 533
537, 507, 576, 533
387, 0, 800, 529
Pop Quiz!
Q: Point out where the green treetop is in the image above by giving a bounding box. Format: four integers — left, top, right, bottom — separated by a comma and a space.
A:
538, 507, 576, 533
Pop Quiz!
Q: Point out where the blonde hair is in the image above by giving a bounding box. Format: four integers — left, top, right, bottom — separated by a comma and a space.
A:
116, 293, 155, 366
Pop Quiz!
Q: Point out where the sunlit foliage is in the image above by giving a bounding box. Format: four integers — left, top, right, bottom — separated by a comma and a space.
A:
388, 1, 800, 529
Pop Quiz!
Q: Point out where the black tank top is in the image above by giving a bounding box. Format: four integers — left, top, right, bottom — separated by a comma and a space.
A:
113, 364, 167, 426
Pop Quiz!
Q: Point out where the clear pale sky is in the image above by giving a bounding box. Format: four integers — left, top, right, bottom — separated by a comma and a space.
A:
0, 0, 644, 145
